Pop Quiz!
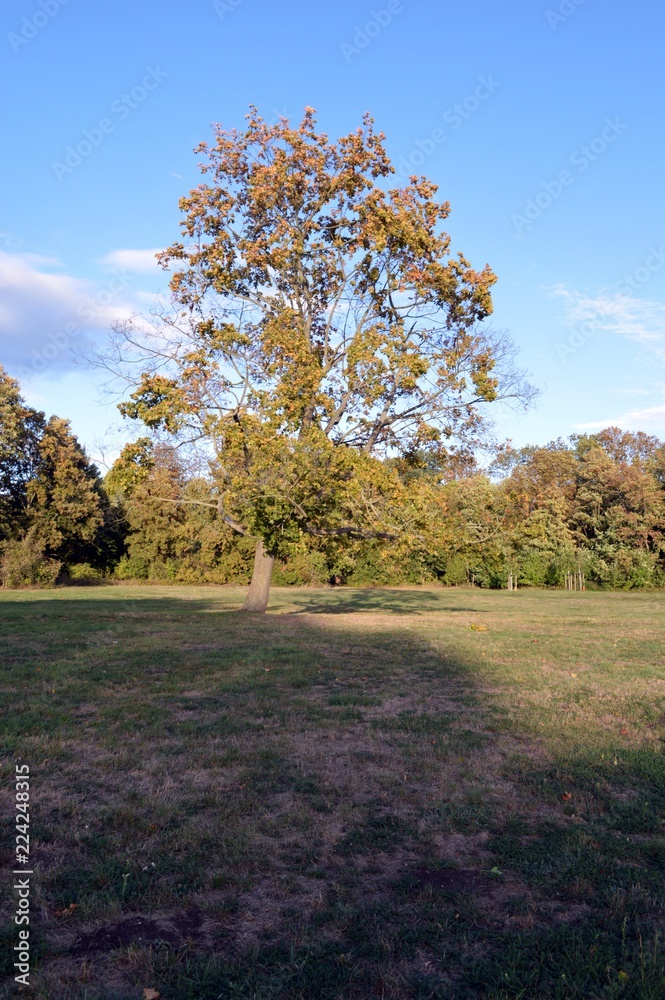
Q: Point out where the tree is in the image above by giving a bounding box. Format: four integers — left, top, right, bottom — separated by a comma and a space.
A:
106, 108, 535, 611
26, 416, 122, 569
0, 367, 44, 542
499, 441, 578, 522
106, 439, 252, 582
493, 431, 665, 589
571, 434, 664, 560
581, 427, 662, 466
0, 366, 122, 584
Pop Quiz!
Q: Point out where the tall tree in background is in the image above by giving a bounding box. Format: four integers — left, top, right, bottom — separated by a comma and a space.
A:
108, 108, 534, 611
570, 432, 664, 580
0, 367, 44, 542
0, 366, 120, 585
106, 439, 256, 583
27, 416, 120, 569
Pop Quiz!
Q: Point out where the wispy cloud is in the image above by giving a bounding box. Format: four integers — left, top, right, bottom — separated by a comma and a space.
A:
552, 286, 665, 358
99, 247, 163, 273
576, 401, 665, 433
551, 283, 665, 434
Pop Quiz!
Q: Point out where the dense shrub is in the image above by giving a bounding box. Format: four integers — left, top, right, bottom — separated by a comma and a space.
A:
1, 536, 61, 589
63, 562, 105, 584
271, 549, 329, 586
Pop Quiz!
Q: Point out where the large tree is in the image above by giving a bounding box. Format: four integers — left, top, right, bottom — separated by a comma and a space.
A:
108, 108, 534, 610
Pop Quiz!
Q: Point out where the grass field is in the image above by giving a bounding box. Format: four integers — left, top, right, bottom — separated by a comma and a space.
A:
0, 584, 664, 999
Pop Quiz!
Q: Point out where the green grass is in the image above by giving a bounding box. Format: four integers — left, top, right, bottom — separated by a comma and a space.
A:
0, 584, 663, 998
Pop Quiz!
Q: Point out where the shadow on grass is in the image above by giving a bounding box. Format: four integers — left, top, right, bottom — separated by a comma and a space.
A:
0, 589, 663, 999
280, 587, 487, 616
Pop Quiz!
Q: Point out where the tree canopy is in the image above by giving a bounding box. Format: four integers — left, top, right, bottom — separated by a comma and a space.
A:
106, 108, 534, 610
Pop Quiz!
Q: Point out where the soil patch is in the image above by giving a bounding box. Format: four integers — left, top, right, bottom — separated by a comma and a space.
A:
413, 867, 495, 896
71, 908, 204, 955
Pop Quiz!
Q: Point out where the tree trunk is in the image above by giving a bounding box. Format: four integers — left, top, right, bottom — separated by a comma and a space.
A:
241, 538, 274, 613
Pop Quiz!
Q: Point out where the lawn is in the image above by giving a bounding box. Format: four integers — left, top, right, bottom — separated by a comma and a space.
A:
0, 584, 664, 999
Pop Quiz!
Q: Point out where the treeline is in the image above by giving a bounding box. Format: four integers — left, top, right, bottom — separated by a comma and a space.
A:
1, 367, 664, 590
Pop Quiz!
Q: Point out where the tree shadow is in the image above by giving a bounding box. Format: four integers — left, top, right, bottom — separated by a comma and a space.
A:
281, 587, 488, 615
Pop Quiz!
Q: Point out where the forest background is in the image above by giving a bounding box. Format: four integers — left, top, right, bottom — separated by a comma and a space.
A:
2, 365, 663, 593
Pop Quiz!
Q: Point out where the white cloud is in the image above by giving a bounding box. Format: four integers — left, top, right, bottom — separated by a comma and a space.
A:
550, 284, 665, 436
576, 402, 665, 433
552, 286, 665, 358
99, 247, 163, 273
0, 251, 143, 377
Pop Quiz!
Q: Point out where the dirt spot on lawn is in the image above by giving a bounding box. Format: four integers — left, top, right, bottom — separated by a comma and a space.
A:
413, 866, 496, 896
70, 908, 205, 955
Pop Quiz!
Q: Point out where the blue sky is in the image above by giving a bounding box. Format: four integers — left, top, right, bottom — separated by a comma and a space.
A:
2, 0, 664, 468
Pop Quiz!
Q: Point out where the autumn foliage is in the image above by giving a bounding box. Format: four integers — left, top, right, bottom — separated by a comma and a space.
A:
106, 108, 533, 608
